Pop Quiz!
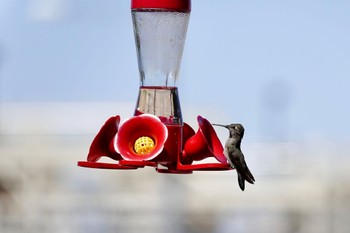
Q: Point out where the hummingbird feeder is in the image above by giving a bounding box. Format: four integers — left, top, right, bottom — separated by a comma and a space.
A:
77, 0, 232, 174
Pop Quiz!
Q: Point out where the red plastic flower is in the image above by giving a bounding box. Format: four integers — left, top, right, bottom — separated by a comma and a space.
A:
115, 114, 168, 161
182, 116, 227, 164
87, 115, 123, 162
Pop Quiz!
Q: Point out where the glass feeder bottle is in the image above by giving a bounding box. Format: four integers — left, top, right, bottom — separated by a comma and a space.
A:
132, 0, 191, 126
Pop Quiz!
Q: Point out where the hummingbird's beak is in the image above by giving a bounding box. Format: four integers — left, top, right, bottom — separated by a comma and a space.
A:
212, 124, 229, 129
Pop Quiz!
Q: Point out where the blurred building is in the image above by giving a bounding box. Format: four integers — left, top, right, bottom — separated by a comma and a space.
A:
1, 102, 350, 233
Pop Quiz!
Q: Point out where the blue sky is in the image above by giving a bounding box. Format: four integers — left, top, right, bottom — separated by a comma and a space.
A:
1, 0, 350, 142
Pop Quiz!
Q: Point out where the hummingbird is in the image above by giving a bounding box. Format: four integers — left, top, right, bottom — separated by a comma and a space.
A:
213, 123, 255, 191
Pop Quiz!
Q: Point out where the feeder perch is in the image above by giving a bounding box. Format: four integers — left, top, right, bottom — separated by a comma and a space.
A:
77, 0, 232, 173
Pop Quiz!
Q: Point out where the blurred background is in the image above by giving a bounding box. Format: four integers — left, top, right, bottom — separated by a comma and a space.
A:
1, 0, 350, 232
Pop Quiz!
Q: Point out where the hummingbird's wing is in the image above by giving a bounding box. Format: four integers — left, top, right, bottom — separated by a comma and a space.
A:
238, 154, 255, 184
226, 145, 255, 184
245, 165, 255, 182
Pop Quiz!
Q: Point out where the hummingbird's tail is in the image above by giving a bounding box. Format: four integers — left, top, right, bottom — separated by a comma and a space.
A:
238, 173, 245, 191
238, 166, 255, 191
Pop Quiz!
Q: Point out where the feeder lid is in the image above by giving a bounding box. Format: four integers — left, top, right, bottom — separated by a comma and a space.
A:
131, 0, 191, 12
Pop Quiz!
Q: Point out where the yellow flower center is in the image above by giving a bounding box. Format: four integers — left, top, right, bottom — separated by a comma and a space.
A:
134, 136, 155, 155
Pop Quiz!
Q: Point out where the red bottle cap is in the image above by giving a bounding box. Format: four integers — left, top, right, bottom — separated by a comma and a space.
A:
131, 0, 191, 12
